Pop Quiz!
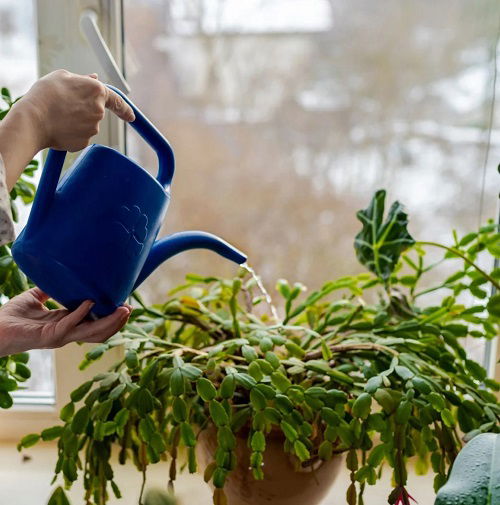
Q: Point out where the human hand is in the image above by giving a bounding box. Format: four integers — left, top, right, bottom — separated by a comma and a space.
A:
0, 288, 131, 357
19, 69, 135, 152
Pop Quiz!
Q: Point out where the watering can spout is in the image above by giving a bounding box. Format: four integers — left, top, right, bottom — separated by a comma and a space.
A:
133, 231, 247, 289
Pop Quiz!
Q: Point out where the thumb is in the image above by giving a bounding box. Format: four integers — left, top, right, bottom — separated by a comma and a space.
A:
103, 86, 135, 122
88, 73, 98, 79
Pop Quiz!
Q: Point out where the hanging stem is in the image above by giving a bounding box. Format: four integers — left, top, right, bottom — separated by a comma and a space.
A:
418, 241, 500, 290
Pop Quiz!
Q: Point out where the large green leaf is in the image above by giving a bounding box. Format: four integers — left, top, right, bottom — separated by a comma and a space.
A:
47, 487, 71, 505
354, 189, 415, 281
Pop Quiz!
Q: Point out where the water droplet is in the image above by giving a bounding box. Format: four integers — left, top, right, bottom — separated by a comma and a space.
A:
241, 263, 279, 322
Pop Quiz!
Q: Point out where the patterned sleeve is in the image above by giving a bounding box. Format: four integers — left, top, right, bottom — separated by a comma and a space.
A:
0, 154, 15, 247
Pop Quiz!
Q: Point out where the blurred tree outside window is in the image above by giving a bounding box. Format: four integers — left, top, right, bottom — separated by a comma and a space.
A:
125, 0, 499, 366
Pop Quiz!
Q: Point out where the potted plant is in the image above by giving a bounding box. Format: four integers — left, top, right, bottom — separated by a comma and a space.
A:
12, 188, 498, 505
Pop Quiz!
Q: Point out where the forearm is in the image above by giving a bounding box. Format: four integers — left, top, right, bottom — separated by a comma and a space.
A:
0, 101, 43, 191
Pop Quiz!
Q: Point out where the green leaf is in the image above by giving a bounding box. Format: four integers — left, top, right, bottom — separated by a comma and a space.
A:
170, 369, 185, 396
138, 416, 156, 443
374, 389, 396, 413
459, 232, 477, 247
241, 345, 258, 362
217, 426, 236, 450
365, 375, 383, 393
319, 440, 333, 460
251, 431, 265, 452
133, 388, 153, 415
487, 293, 500, 317
346, 448, 358, 470
293, 440, 310, 461
114, 408, 130, 428
197, 378, 217, 401
427, 392, 445, 411
250, 388, 267, 410
47, 487, 71, 505
12, 352, 29, 364
351, 392, 372, 419
70, 381, 93, 403
14, 362, 30, 379
62, 458, 78, 482
276, 279, 291, 298
395, 366, 414, 381
209, 400, 229, 427
465, 359, 487, 381
219, 374, 236, 399
235, 373, 257, 390
248, 361, 264, 382
125, 349, 139, 369
180, 422, 196, 447
270, 372, 291, 393
412, 377, 432, 395
139, 359, 159, 386
17, 433, 40, 450
182, 364, 202, 379
285, 341, 305, 358
71, 406, 90, 434
1, 87, 11, 104
41, 426, 64, 441
354, 189, 415, 281
60, 402, 75, 422
395, 400, 412, 424
486, 233, 500, 257
86, 344, 107, 361
264, 351, 280, 370
172, 397, 188, 422
321, 407, 341, 426
109, 383, 127, 400
441, 408, 455, 427
367, 444, 386, 466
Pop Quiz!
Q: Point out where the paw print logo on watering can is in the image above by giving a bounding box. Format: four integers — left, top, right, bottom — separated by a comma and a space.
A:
113, 205, 149, 257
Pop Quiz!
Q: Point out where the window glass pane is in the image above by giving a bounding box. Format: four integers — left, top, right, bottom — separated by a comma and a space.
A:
124, 0, 498, 295
125, 1, 498, 368
0, 0, 55, 405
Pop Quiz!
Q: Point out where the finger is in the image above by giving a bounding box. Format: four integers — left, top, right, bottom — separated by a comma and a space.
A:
57, 300, 94, 335
68, 306, 130, 344
88, 73, 98, 79
103, 87, 135, 122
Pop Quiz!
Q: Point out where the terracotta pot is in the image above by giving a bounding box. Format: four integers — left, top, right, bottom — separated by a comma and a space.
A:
197, 427, 343, 505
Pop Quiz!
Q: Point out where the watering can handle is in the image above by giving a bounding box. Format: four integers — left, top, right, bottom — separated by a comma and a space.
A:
106, 84, 175, 188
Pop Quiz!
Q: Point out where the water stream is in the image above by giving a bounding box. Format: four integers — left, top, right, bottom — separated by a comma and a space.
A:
241, 263, 280, 322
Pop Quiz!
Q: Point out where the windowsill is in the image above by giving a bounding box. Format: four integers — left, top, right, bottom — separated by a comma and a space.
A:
1, 441, 437, 505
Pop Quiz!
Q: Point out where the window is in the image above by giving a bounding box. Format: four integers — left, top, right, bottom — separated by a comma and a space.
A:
124, 0, 499, 370
0, 0, 126, 437
0, 0, 56, 407
0, 0, 497, 436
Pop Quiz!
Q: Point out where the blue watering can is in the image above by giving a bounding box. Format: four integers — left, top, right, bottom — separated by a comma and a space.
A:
12, 85, 246, 318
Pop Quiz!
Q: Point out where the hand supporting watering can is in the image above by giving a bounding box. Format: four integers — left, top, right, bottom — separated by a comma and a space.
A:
0, 70, 246, 357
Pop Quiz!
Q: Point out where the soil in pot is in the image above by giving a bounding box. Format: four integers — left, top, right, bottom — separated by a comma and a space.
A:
197, 427, 343, 505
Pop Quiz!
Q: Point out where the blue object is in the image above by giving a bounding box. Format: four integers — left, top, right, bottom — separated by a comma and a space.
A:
12, 85, 246, 318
